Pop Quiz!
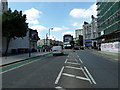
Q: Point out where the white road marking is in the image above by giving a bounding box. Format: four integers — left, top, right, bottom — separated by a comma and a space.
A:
65, 66, 82, 70
68, 58, 74, 60
79, 58, 83, 63
62, 73, 90, 81
55, 66, 64, 84
76, 53, 83, 63
75, 59, 78, 63
84, 66, 96, 84
55, 86, 66, 90
81, 67, 92, 84
66, 62, 80, 65
65, 59, 68, 63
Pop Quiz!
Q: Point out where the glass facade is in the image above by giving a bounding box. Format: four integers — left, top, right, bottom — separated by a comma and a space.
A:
97, 1, 120, 40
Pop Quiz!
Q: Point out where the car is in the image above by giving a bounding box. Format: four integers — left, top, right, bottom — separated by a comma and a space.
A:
52, 46, 64, 56
74, 45, 80, 50
80, 46, 85, 50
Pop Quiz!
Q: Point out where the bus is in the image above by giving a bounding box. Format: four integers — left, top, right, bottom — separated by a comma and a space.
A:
63, 34, 73, 49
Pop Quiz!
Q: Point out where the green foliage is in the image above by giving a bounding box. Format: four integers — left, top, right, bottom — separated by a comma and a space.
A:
2, 8, 28, 56
2, 8, 28, 38
76, 39, 83, 46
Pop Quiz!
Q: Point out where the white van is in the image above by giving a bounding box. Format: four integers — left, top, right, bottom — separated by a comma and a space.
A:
52, 46, 64, 56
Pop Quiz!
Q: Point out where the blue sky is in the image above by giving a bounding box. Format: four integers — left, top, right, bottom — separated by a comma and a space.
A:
8, 2, 97, 41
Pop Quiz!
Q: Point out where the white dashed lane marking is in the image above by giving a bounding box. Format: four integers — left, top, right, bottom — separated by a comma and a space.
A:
62, 73, 90, 81
66, 62, 80, 65
55, 51, 96, 88
65, 66, 82, 70
55, 66, 64, 84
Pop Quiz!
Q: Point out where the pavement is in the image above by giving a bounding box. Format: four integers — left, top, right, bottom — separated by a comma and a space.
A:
0, 52, 51, 66
86, 49, 119, 61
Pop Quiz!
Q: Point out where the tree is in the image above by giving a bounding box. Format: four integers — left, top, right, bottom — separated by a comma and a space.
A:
76, 39, 83, 46
2, 8, 28, 56
70, 41, 75, 48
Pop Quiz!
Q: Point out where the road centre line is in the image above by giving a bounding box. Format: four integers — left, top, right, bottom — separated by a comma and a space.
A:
62, 73, 90, 81
79, 58, 83, 63
65, 59, 68, 63
75, 53, 83, 64
84, 66, 96, 84
55, 66, 64, 84
81, 67, 92, 84
77, 55, 79, 57
66, 62, 80, 65
75, 59, 79, 63
65, 66, 82, 70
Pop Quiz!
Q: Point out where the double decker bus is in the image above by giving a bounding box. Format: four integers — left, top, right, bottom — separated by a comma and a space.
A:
63, 34, 73, 49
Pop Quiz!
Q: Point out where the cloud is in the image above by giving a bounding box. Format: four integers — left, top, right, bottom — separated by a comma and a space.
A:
53, 26, 69, 31
72, 22, 83, 28
30, 25, 47, 31
63, 31, 75, 37
69, 3, 97, 18
23, 8, 42, 25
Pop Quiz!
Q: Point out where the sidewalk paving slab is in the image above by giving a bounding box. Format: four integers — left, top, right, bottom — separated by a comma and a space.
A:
0, 52, 51, 66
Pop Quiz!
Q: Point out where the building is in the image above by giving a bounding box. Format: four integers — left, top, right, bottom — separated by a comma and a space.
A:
2, 28, 40, 54
91, 15, 98, 39
75, 29, 83, 40
96, 1, 120, 52
0, 0, 8, 55
0, 0, 8, 14
82, 15, 98, 49
91, 15, 98, 48
75, 29, 83, 45
83, 21, 92, 48
37, 39, 53, 47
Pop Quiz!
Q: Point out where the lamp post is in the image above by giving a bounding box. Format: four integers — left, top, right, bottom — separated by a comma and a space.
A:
46, 33, 48, 45
49, 28, 53, 38
29, 29, 31, 57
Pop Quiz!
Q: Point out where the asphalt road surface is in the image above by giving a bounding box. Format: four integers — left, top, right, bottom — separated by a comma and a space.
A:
2, 49, 118, 89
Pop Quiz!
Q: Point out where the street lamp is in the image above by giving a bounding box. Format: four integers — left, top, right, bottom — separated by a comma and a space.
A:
49, 28, 53, 38
46, 33, 48, 45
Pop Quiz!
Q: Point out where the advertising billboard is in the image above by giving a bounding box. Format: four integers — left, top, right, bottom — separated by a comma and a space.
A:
101, 41, 120, 53
64, 36, 72, 42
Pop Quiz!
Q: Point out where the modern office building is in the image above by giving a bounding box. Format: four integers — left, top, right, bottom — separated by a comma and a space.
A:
96, 1, 120, 42
96, 0, 120, 52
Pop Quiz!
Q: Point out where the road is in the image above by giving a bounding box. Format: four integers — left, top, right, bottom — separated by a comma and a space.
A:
2, 49, 118, 89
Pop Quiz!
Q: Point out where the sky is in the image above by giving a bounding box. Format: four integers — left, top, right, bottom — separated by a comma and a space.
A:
8, 2, 97, 41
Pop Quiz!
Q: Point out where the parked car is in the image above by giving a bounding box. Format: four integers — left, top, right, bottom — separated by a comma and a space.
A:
52, 46, 64, 56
